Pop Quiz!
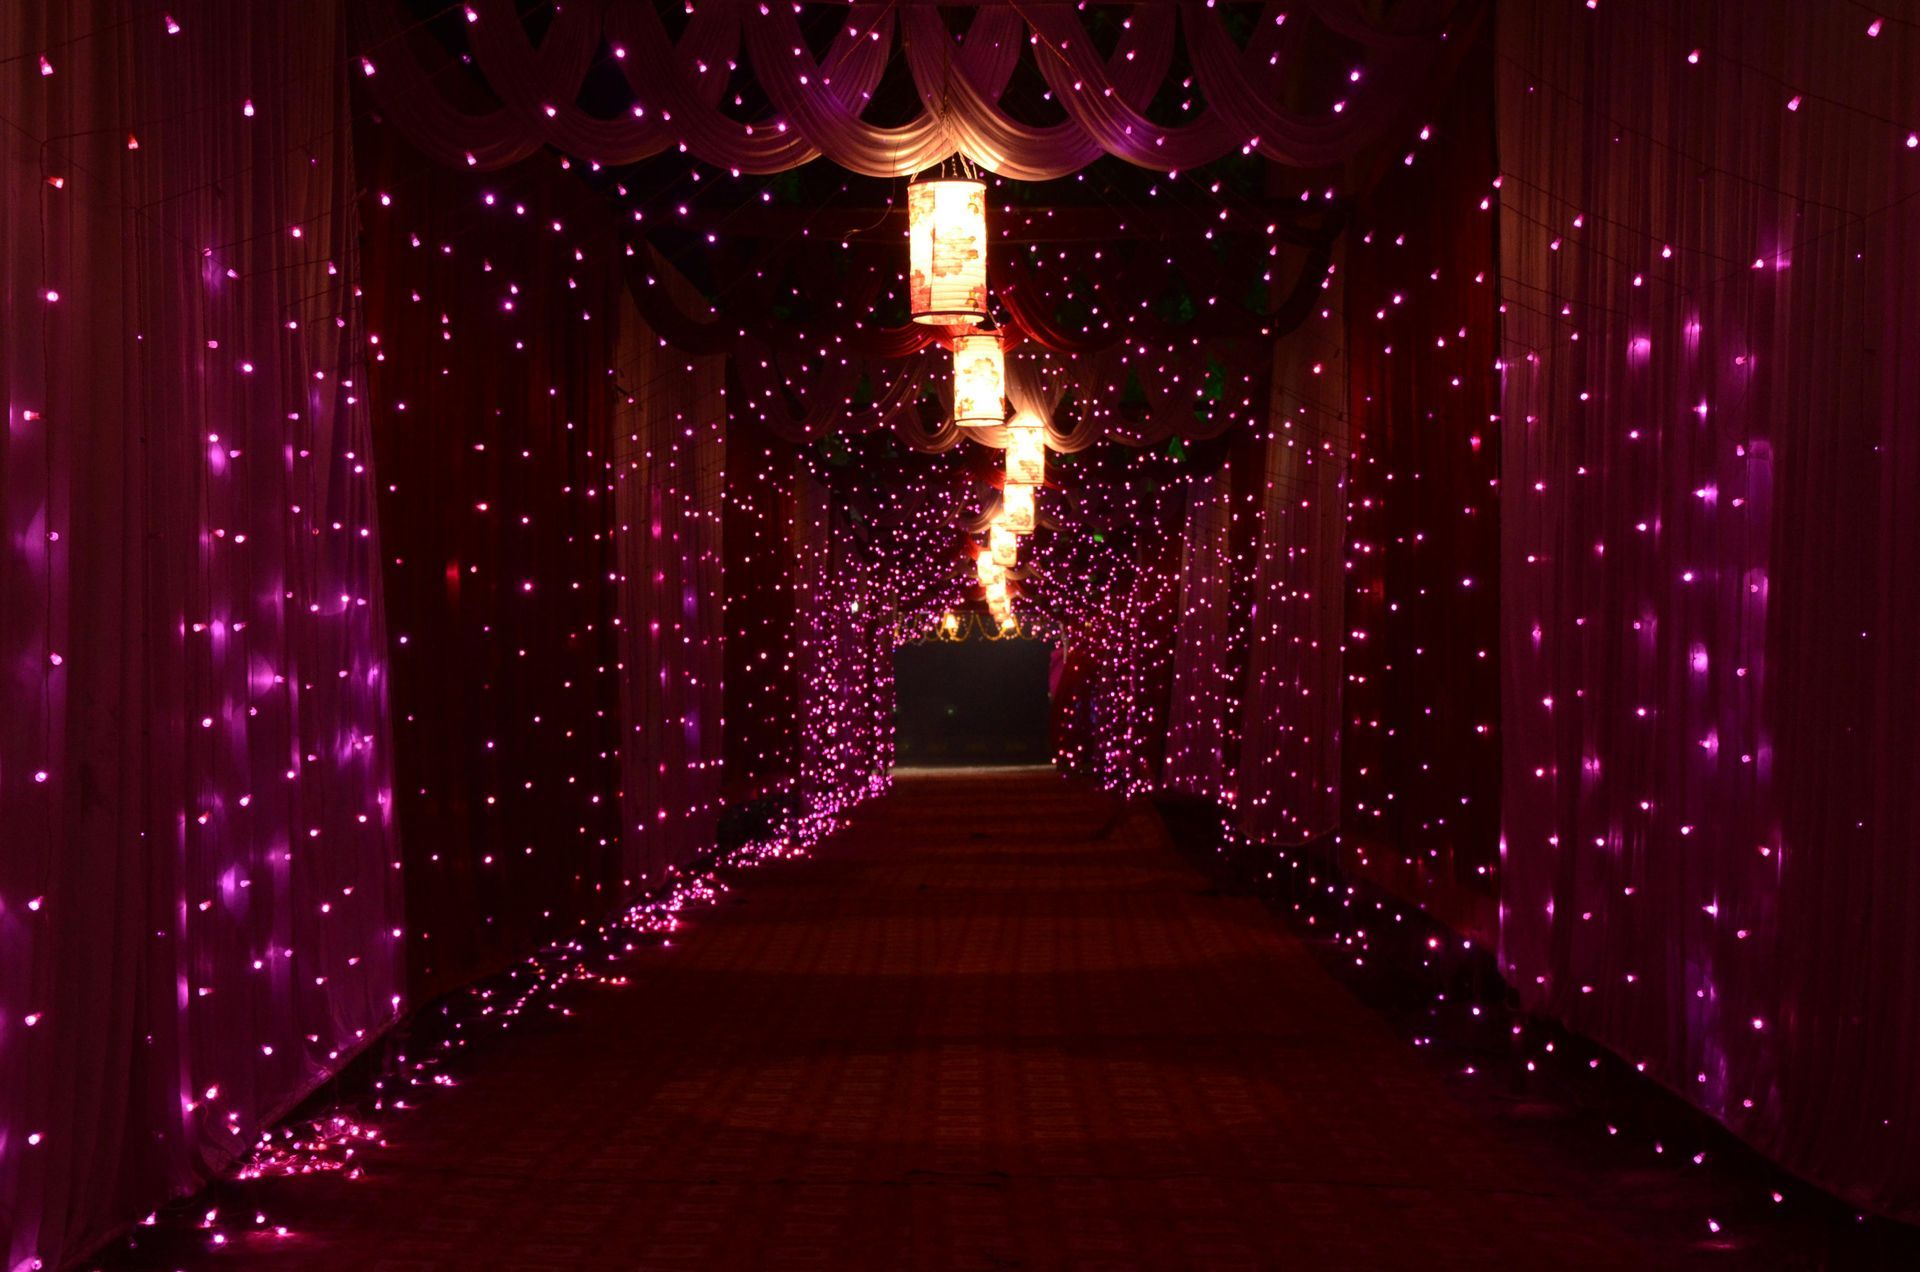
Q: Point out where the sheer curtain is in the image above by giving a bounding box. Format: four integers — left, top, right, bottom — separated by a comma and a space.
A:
1236, 273, 1350, 847
612, 288, 727, 884
1498, 0, 1920, 1217
1339, 36, 1503, 940
1164, 469, 1238, 796
0, 3, 403, 1265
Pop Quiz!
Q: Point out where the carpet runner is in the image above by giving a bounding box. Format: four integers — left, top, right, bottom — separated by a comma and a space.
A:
193, 771, 1647, 1269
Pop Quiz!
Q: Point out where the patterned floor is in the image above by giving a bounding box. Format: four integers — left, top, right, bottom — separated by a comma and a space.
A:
204, 771, 1649, 1269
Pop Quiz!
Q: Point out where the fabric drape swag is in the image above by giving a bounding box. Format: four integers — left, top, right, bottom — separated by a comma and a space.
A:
355, 0, 1478, 182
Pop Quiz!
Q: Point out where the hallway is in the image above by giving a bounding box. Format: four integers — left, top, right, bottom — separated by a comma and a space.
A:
215, 772, 1643, 1270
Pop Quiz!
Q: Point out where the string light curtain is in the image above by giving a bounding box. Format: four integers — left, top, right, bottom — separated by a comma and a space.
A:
792, 478, 895, 828
1497, 0, 1920, 1219
1235, 280, 1351, 847
721, 409, 805, 804
1339, 41, 1503, 941
358, 121, 627, 999
612, 288, 728, 886
0, 4, 403, 1267
1163, 468, 1241, 798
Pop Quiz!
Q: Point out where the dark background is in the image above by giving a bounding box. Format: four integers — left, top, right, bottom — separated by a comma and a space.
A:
893, 638, 1053, 767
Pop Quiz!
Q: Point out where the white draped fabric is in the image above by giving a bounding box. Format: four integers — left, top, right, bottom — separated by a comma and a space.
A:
356, 0, 1477, 179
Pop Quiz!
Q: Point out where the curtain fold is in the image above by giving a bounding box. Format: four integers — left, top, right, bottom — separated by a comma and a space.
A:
1236, 263, 1350, 845
1163, 470, 1238, 795
357, 118, 628, 998
612, 288, 728, 886
1339, 34, 1502, 940
1, 3, 404, 1265
1497, 0, 1920, 1219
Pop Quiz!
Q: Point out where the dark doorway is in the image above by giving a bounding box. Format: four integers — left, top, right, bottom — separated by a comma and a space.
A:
893, 636, 1053, 767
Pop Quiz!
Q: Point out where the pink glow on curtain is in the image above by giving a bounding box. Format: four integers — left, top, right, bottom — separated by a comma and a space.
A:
793, 477, 895, 827
1164, 470, 1239, 796
1497, 0, 1920, 1218
613, 289, 727, 883
0, 3, 403, 1265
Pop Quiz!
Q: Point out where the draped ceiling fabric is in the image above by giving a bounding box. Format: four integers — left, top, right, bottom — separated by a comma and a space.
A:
1497, 0, 1920, 1220
0, 3, 403, 1266
356, 0, 1476, 182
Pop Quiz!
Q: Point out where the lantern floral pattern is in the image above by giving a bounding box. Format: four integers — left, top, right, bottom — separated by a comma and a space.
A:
951, 331, 1006, 427
908, 178, 988, 324
1005, 420, 1046, 487
1002, 483, 1036, 535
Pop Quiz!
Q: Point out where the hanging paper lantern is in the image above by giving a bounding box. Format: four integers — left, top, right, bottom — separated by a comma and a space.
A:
907, 175, 988, 325
951, 331, 1006, 428
990, 522, 1018, 569
984, 577, 1008, 607
975, 553, 1003, 588
1002, 482, 1035, 534
1005, 414, 1045, 486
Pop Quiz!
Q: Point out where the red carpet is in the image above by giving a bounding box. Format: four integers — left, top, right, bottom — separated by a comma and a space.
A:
207, 772, 1647, 1269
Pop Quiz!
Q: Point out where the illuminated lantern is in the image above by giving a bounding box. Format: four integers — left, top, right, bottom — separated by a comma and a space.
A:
1002, 482, 1035, 534
951, 331, 1006, 428
907, 173, 988, 325
1005, 414, 1045, 486
984, 577, 1008, 607
975, 553, 1003, 588
989, 522, 1018, 569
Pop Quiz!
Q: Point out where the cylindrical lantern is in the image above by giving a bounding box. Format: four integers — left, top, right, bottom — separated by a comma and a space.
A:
1002, 482, 1035, 535
975, 553, 1003, 588
989, 523, 1018, 569
951, 331, 1006, 428
985, 577, 1008, 606
1005, 416, 1045, 486
908, 176, 988, 325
